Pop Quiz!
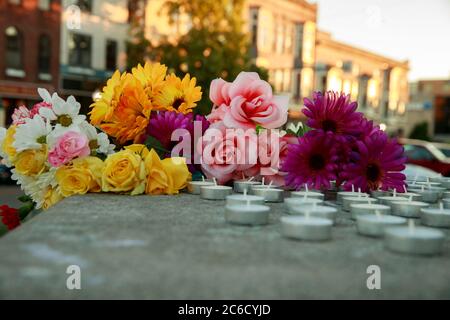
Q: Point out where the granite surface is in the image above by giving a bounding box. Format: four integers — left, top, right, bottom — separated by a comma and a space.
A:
0, 193, 449, 299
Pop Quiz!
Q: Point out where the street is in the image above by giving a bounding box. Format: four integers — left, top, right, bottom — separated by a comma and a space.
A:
0, 185, 25, 208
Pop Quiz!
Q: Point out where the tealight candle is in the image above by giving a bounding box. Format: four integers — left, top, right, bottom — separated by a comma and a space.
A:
409, 185, 445, 203
357, 211, 407, 237
233, 176, 261, 193
443, 198, 450, 209
421, 203, 450, 228
187, 177, 215, 195
437, 178, 450, 189
415, 181, 442, 188
251, 181, 284, 203
400, 185, 423, 201
284, 197, 324, 214
337, 187, 369, 204
291, 184, 324, 201
390, 196, 429, 218
377, 189, 408, 206
281, 212, 332, 241
385, 220, 445, 256
371, 189, 391, 199
226, 189, 265, 206
288, 202, 337, 224
225, 200, 270, 226
200, 178, 233, 200
342, 196, 377, 211
350, 203, 391, 220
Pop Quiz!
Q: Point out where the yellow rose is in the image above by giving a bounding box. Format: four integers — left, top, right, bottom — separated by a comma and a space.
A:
56, 157, 105, 197
14, 146, 47, 176
2, 125, 17, 161
42, 187, 64, 210
125, 144, 150, 158
102, 149, 146, 195
144, 149, 191, 195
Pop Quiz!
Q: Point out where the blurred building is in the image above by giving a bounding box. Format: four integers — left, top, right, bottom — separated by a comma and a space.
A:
0, 0, 61, 126
59, 0, 129, 111
315, 31, 409, 131
144, 0, 409, 129
408, 79, 450, 139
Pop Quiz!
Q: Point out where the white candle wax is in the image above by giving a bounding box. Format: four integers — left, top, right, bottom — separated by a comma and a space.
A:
289, 204, 337, 224
342, 196, 377, 212
350, 203, 391, 220
226, 192, 265, 206
284, 197, 324, 214
377, 196, 409, 206
336, 191, 368, 204
281, 215, 332, 241
385, 220, 445, 255
290, 191, 324, 201
225, 203, 271, 226
357, 213, 407, 237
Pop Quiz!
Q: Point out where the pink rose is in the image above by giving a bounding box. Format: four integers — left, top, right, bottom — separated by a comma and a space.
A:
208, 72, 289, 130
30, 102, 52, 118
48, 131, 90, 167
258, 132, 299, 186
198, 123, 258, 184
12, 106, 31, 125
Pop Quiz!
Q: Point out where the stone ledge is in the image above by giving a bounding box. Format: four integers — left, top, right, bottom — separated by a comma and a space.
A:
0, 193, 449, 299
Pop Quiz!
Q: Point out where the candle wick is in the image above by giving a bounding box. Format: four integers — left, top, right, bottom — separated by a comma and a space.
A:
305, 183, 309, 193
403, 185, 408, 194
393, 189, 397, 198
248, 176, 254, 182
213, 178, 217, 186
244, 189, 247, 198
409, 195, 413, 202
440, 202, 444, 211
261, 177, 265, 186
202, 176, 205, 182
352, 184, 355, 193
268, 181, 274, 188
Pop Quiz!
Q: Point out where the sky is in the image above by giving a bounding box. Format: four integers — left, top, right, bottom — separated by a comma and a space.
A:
314, 0, 450, 81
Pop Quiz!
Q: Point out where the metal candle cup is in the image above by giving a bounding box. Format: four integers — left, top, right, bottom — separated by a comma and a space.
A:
420, 207, 450, 228
377, 196, 409, 206
357, 214, 407, 237
336, 191, 368, 204
443, 198, 450, 209
281, 216, 332, 241
200, 185, 233, 200
290, 191, 324, 201
225, 204, 270, 226
385, 222, 445, 256
284, 198, 324, 214
371, 190, 392, 198
233, 180, 262, 193
288, 205, 337, 224
187, 181, 215, 195
350, 203, 391, 220
226, 194, 265, 206
390, 200, 429, 218
252, 187, 284, 203
342, 196, 377, 211
409, 187, 445, 203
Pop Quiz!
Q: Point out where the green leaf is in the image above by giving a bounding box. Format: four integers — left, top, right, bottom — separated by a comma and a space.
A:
255, 125, 265, 135
144, 136, 171, 159
18, 202, 35, 221
18, 195, 32, 203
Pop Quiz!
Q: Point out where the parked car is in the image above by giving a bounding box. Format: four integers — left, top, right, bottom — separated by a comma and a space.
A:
399, 138, 450, 176
432, 142, 450, 158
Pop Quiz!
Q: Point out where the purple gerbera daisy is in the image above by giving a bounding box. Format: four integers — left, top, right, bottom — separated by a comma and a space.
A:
282, 131, 339, 190
342, 129, 407, 192
145, 111, 210, 172
303, 91, 363, 137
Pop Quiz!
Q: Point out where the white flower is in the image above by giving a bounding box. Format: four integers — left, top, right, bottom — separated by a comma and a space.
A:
0, 127, 9, 165
79, 122, 115, 155
13, 116, 52, 152
11, 167, 57, 209
39, 93, 86, 130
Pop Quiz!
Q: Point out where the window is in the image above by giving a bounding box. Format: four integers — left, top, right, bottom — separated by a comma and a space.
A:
77, 0, 92, 13
68, 33, 92, 68
38, 0, 50, 10
105, 40, 117, 71
38, 35, 51, 74
5, 26, 22, 70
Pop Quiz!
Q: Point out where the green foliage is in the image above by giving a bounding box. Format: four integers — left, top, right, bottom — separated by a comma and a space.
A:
409, 122, 431, 141
144, 136, 170, 158
150, 0, 268, 115
126, 1, 151, 70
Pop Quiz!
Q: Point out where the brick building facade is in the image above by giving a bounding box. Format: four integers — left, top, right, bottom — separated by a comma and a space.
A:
0, 0, 61, 126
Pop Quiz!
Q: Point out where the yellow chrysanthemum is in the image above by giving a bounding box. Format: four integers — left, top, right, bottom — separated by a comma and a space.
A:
89, 70, 130, 125
132, 62, 168, 102
154, 74, 202, 114
98, 77, 153, 145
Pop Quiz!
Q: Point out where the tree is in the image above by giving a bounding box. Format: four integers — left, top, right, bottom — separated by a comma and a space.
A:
126, 0, 151, 70
150, 0, 268, 115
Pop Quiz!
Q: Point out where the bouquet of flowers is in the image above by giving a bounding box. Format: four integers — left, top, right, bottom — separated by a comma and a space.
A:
0, 62, 199, 232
